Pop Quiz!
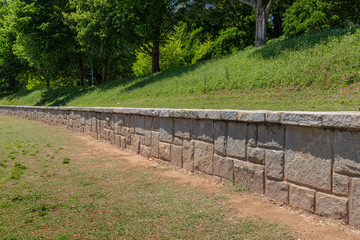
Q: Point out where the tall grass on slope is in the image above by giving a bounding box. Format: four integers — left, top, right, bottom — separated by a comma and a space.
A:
0, 27, 359, 109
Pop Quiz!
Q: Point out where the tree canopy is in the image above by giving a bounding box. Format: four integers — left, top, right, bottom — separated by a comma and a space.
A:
0, 0, 359, 92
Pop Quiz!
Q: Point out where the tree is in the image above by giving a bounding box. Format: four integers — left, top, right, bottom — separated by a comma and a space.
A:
10, 0, 79, 88
237, 0, 277, 47
283, 0, 360, 37
118, 0, 190, 73
67, 0, 133, 83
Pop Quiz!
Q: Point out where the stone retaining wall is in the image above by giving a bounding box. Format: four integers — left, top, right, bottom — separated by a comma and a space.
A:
1, 105, 360, 227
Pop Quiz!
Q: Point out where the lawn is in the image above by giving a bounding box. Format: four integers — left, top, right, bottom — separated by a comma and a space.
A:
0, 27, 359, 111
0, 114, 295, 239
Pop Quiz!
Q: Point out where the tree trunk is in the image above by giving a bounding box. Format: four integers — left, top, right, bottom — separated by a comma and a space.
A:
102, 57, 109, 83
254, 1, 267, 47
78, 58, 84, 86
152, 40, 160, 73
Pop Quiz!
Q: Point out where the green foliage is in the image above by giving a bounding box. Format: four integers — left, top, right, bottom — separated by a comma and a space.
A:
2, 28, 359, 111
192, 38, 214, 64
132, 38, 185, 77
210, 27, 247, 58
283, 0, 360, 37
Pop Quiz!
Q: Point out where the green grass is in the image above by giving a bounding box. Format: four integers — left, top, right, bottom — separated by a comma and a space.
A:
0, 114, 295, 239
1, 27, 360, 111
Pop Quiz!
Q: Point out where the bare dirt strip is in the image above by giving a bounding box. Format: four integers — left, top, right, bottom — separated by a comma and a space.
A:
71, 131, 360, 240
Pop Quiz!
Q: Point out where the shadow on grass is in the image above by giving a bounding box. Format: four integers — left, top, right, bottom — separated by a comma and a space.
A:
0, 89, 35, 103
253, 27, 358, 59
35, 86, 96, 106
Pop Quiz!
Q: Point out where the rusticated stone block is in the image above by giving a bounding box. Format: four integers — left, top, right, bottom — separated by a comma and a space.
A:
140, 145, 151, 158
129, 134, 140, 153
151, 132, 159, 158
135, 115, 145, 134
174, 119, 191, 139
194, 141, 213, 174
173, 137, 182, 146
247, 147, 265, 164
289, 185, 315, 213
213, 155, 234, 181
159, 118, 173, 143
192, 119, 213, 142
258, 125, 284, 149
90, 132, 98, 139
104, 129, 110, 141
334, 130, 360, 176
350, 178, 360, 227
84, 125, 91, 135
333, 173, 350, 196
315, 193, 347, 220
285, 126, 332, 191
144, 131, 152, 147
265, 150, 284, 180
115, 134, 120, 147
247, 124, 257, 147
214, 121, 227, 156
171, 145, 182, 167
110, 130, 115, 144
120, 136, 126, 148
183, 140, 194, 172
234, 160, 264, 194
159, 142, 171, 161
266, 179, 288, 203
226, 122, 246, 159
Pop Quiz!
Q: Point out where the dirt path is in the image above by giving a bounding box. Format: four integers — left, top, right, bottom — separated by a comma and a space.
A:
71, 132, 360, 240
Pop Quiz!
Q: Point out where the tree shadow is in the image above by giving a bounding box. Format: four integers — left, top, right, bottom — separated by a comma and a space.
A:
35, 86, 96, 106
0, 89, 35, 103
118, 62, 204, 93
252, 27, 358, 59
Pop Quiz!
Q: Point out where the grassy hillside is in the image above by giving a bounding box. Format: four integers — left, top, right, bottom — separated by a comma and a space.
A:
1, 27, 360, 111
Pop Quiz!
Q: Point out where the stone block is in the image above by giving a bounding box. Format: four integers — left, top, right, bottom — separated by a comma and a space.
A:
159, 118, 173, 143
140, 145, 151, 158
266, 179, 288, 203
159, 142, 171, 161
213, 155, 234, 181
281, 112, 322, 127
192, 119, 213, 142
129, 134, 140, 153
84, 125, 91, 135
238, 111, 265, 122
151, 132, 159, 158
258, 125, 284, 149
115, 134, 121, 147
120, 136, 126, 149
285, 126, 332, 191
124, 115, 134, 128
214, 121, 227, 156
247, 124, 257, 147
174, 119, 191, 139
234, 160, 264, 194
90, 132, 98, 139
247, 147, 265, 164
350, 178, 360, 227
104, 129, 110, 141
144, 131, 152, 147
110, 130, 115, 144
289, 185, 315, 213
183, 140, 194, 172
265, 150, 284, 180
221, 111, 238, 121
226, 122, 246, 158
333, 174, 350, 196
194, 141, 213, 174
134, 115, 145, 134
334, 130, 360, 176
315, 193, 347, 220
171, 145, 183, 167
173, 137, 183, 146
